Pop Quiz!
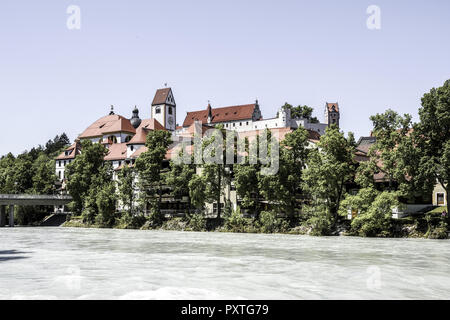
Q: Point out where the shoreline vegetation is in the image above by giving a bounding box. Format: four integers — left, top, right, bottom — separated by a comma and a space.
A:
61, 210, 449, 240
2, 81, 449, 240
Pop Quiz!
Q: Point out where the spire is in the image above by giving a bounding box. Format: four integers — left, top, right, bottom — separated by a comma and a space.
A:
130, 105, 142, 129
109, 105, 115, 115
207, 101, 212, 124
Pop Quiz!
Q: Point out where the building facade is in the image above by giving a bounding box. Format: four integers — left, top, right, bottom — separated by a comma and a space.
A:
55, 87, 340, 215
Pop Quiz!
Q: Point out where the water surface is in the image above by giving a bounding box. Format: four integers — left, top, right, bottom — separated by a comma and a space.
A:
0, 227, 449, 299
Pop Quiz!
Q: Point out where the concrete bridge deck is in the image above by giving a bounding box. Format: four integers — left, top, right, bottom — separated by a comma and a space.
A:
0, 194, 73, 227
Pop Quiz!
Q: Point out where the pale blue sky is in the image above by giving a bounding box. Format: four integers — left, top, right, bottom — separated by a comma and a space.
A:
1, 0, 449, 156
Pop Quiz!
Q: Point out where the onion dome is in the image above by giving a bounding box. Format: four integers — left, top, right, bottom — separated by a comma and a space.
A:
130, 106, 142, 129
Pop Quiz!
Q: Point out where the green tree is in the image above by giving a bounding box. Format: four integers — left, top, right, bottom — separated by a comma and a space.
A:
65, 140, 110, 214
350, 191, 399, 237
117, 164, 136, 216
234, 164, 260, 215
135, 130, 172, 213
259, 127, 310, 219
32, 153, 57, 194
199, 125, 232, 220
414, 79, 450, 214
95, 180, 118, 227
188, 174, 206, 211
364, 109, 413, 191
44, 133, 70, 156
81, 160, 115, 224
302, 126, 356, 226
0, 153, 16, 193
282, 103, 319, 123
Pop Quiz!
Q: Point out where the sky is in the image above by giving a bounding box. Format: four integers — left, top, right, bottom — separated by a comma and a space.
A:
0, 0, 449, 156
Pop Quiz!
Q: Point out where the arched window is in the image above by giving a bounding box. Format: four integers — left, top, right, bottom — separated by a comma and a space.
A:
108, 135, 117, 144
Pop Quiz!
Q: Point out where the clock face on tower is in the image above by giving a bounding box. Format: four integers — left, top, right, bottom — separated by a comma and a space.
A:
168, 117, 174, 126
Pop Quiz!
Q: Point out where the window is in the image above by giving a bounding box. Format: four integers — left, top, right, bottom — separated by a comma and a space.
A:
168, 107, 173, 115
58, 161, 61, 167
240, 122, 242, 126
233, 123, 235, 127
437, 193, 445, 205
125, 136, 131, 143
130, 145, 134, 151
63, 160, 66, 166
155, 107, 161, 114
58, 171, 61, 179
246, 122, 248, 126
108, 135, 117, 144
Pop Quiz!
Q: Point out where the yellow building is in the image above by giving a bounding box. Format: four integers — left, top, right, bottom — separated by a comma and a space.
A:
432, 182, 447, 207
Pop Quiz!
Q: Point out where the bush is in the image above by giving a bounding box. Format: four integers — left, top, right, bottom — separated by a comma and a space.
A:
224, 207, 249, 232
117, 213, 147, 229
258, 211, 288, 233
148, 207, 165, 227
303, 203, 334, 236
188, 213, 207, 231
351, 191, 399, 237
15, 206, 49, 225
425, 215, 448, 239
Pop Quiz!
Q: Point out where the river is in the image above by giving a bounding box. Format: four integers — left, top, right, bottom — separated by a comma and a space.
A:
0, 227, 449, 299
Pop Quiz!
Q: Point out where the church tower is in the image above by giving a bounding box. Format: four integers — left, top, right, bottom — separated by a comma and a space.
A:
325, 102, 340, 127
151, 87, 176, 131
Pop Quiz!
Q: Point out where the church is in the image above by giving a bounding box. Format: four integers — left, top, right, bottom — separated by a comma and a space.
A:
56, 87, 340, 180
55, 87, 340, 214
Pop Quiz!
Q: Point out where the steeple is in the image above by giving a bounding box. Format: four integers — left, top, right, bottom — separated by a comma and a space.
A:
207, 101, 212, 124
130, 106, 142, 129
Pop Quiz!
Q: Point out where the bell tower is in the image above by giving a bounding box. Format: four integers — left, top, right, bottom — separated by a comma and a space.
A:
325, 102, 340, 127
151, 87, 176, 131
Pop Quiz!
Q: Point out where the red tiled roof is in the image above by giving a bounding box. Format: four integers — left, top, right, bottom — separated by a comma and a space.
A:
55, 141, 81, 160
130, 146, 148, 159
183, 104, 256, 127
104, 143, 128, 161
326, 102, 339, 112
126, 118, 166, 145
79, 114, 136, 139
129, 144, 185, 161
139, 118, 166, 131
127, 128, 149, 145
152, 88, 172, 106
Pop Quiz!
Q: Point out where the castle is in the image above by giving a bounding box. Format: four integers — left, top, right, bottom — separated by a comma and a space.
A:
55, 87, 340, 214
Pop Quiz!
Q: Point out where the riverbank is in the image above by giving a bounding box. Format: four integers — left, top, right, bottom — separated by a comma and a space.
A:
62, 213, 449, 239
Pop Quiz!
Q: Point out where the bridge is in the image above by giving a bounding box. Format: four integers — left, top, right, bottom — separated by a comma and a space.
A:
0, 194, 73, 227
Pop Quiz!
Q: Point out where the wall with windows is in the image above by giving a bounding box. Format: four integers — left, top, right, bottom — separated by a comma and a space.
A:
55, 158, 74, 181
